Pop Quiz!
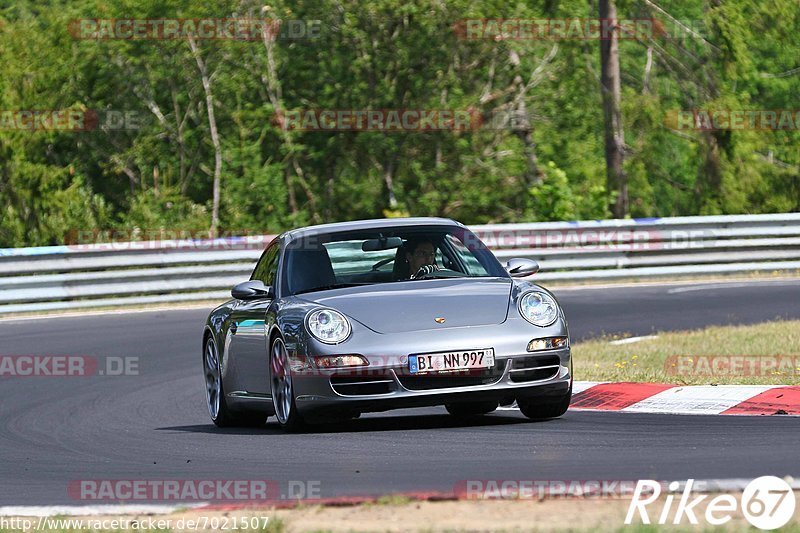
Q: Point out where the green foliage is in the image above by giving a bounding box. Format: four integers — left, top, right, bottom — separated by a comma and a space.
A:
125, 187, 210, 231
0, 0, 797, 247
528, 162, 577, 221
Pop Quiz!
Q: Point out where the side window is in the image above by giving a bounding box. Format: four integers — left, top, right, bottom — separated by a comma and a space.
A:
251, 243, 280, 287
444, 234, 487, 275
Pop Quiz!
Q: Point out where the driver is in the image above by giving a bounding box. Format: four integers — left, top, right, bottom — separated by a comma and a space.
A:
404, 237, 440, 279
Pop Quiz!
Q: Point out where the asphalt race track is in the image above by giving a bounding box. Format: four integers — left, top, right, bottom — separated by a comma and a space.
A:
1, 279, 799, 505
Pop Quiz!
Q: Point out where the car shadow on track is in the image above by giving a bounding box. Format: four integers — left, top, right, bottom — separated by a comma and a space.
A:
157, 411, 558, 435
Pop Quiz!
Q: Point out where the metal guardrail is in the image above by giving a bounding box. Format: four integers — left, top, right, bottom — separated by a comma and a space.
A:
1, 213, 799, 314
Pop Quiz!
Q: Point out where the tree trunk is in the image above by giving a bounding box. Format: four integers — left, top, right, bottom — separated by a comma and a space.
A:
697, 130, 724, 212
512, 101, 542, 187
599, 0, 627, 218
189, 37, 222, 237
508, 49, 542, 187
384, 159, 398, 210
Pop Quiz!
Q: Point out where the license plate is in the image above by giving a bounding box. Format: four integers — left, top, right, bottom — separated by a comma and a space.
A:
408, 348, 495, 374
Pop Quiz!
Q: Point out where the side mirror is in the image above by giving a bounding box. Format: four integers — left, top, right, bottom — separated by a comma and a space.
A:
505, 258, 539, 278
231, 280, 274, 300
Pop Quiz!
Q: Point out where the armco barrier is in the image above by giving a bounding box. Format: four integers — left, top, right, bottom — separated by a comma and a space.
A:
1, 213, 799, 314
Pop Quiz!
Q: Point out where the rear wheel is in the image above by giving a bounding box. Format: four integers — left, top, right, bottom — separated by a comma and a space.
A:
517, 387, 571, 420
270, 336, 306, 432
445, 400, 498, 417
204, 337, 265, 427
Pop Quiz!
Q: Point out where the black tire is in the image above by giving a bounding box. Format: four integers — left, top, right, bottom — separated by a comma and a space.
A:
270, 336, 306, 432
204, 336, 266, 428
517, 387, 572, 420
445, 400, 498, 417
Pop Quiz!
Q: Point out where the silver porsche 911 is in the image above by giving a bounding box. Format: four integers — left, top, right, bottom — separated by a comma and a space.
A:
202, 217, 572, 431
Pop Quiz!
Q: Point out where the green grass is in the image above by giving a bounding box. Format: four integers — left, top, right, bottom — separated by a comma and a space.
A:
573, 319, 800, 385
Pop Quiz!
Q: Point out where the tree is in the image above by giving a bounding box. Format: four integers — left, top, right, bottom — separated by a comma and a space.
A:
599, 0, 627, 218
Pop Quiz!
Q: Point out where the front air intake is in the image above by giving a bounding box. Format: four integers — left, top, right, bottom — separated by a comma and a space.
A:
330, 375, 394, 395
509, 354, 561, 382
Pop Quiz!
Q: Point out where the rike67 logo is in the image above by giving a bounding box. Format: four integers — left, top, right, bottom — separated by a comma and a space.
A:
626, 477, 796, 530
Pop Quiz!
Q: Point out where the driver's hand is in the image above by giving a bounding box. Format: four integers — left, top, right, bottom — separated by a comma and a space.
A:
412, 264, 440, 279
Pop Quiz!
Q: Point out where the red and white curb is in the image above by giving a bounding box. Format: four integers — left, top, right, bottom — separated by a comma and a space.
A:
498, 381, 800, 416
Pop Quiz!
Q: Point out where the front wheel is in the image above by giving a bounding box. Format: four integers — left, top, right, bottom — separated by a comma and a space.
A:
204, 337, 265, 427
270, 336, 306, 432
517, 387, 571, 420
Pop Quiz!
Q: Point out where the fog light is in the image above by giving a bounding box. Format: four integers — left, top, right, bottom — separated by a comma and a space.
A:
527, 336, 569, 352
315, 355, 369, 368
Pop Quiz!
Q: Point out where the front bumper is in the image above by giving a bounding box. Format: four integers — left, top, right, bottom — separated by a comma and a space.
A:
291, 347, 571, 416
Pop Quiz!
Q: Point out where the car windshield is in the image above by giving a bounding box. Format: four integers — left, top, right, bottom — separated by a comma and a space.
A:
282, 226, 507, 296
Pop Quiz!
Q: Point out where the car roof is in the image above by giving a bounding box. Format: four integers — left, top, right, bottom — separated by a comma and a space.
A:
282, 217, 465, 241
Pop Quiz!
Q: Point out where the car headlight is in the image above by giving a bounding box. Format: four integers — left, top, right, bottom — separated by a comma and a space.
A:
518, 291, 559, 327
306, 308, 351, 344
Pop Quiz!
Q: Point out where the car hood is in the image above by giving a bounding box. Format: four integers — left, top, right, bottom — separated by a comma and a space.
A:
299, 278, 513, 334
